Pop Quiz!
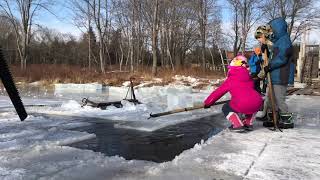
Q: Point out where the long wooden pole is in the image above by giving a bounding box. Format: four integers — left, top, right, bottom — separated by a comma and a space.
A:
149, 100, 228, 118
263, 49, 281, 131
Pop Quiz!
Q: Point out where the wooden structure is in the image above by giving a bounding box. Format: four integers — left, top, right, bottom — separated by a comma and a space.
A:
297, 44, 320, 84
297, 27, 320, 84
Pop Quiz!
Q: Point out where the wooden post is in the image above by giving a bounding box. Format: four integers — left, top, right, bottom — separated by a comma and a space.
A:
263, 49, 280, 131
297, 27, 306, 82
318, 44, 320, 78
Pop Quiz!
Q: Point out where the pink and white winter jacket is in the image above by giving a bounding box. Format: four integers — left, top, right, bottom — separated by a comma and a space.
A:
204, 66, 262, 114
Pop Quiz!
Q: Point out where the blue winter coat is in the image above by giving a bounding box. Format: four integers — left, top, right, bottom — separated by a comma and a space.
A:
268, 18, 294, 85
248, 54, 263, 74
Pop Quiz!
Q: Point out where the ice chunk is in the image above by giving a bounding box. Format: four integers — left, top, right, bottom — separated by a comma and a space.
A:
60, 100, 81, 110
55, 83, 103, 94
167, 93, 193, 110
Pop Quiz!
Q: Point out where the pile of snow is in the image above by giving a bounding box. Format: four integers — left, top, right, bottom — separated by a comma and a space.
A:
173, 75, 198, 84
135, 78, 163, 88
294, 82, 307, 88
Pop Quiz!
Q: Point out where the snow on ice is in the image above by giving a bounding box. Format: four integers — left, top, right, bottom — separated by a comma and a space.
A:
0, 80, 319, 179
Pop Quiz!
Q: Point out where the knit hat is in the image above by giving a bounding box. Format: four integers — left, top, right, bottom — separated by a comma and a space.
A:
254, 24, 273, 39
230, 54, 247, 67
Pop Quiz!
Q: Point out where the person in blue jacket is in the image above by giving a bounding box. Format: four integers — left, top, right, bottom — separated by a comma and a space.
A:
254, 17, 294, 129
248, 47, 263, 93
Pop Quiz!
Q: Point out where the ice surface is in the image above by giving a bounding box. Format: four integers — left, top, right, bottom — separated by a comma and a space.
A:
0, 82, 319, 179
14, 84, 224, 132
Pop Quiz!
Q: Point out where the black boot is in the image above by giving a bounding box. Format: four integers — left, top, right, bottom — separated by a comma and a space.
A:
256, 114, 268, 122
262, 111, 279, 127
278, 112, 294, 129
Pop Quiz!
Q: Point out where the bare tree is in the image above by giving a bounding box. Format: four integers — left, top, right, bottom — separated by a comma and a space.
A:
0, 0, 231, 74
207, 2, 223, 71
227, 0, 242, 55
87, 1, 92, 70
152, 0, 159, 76
70, 0, 110, 73
227, 0, 261, 54
260, 0, 320, 43
91, 0, 107, 73
239, 0, 260, 52
198, 0, 207, 69
69, 0, 95, 69
112, 0, 130, 71
0, 0, 53, 70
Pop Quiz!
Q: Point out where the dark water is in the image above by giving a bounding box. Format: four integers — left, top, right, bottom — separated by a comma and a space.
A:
70, 113, 227, 163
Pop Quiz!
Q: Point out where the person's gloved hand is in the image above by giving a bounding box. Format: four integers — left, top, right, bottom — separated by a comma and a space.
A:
264, 64, 271, 73
204, 104, 211, 109
250, 73, 258, 78
261, 44, 269, 55
255, 61, 261, 66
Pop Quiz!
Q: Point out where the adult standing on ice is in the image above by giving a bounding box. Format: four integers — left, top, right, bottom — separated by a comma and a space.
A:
203, 55, 263, 132
254, 17, 294, 128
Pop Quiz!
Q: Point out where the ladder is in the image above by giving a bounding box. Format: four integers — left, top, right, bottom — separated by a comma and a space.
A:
218, 49, 229, 77
303, 45, 317, 85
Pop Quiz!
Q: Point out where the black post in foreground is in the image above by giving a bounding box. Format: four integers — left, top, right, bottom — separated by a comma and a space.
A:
0, 48, 27, 121
149, 100, 228, 119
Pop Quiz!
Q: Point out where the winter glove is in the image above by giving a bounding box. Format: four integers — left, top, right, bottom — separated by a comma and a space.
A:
263, 65, 271, 73
261, 44, 270, 57
250, 72, 257, 77
204, 104, 211, 109
255, 61, 261, 66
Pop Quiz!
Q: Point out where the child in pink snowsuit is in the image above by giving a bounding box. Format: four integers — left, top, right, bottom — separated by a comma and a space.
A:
204, 55, 263, 131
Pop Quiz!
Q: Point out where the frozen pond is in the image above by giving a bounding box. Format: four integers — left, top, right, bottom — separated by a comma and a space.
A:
1, 81, 319, 179
1, 83, 228, 163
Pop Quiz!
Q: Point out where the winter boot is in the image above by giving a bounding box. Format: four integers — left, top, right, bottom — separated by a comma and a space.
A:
226, 112, 244, 132
243, 114, 255, 131
279, 112, 294, 129
256, 99, 267, 121
262, 111, 279, 127
256, 112, 267, 121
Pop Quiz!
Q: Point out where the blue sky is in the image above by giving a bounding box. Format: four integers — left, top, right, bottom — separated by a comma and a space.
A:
34, 0, 82, 37
34, 0, 319, 44
37, 0, 232, 38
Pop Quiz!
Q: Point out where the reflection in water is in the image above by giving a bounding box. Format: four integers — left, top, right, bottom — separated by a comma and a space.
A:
70, 114, 226, 163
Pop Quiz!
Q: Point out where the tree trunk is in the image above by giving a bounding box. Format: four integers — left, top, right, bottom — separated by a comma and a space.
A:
199, 0, 207, 70
233, 8, 239, 56
88, 2, 92, 70
152, 0, 159, 76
